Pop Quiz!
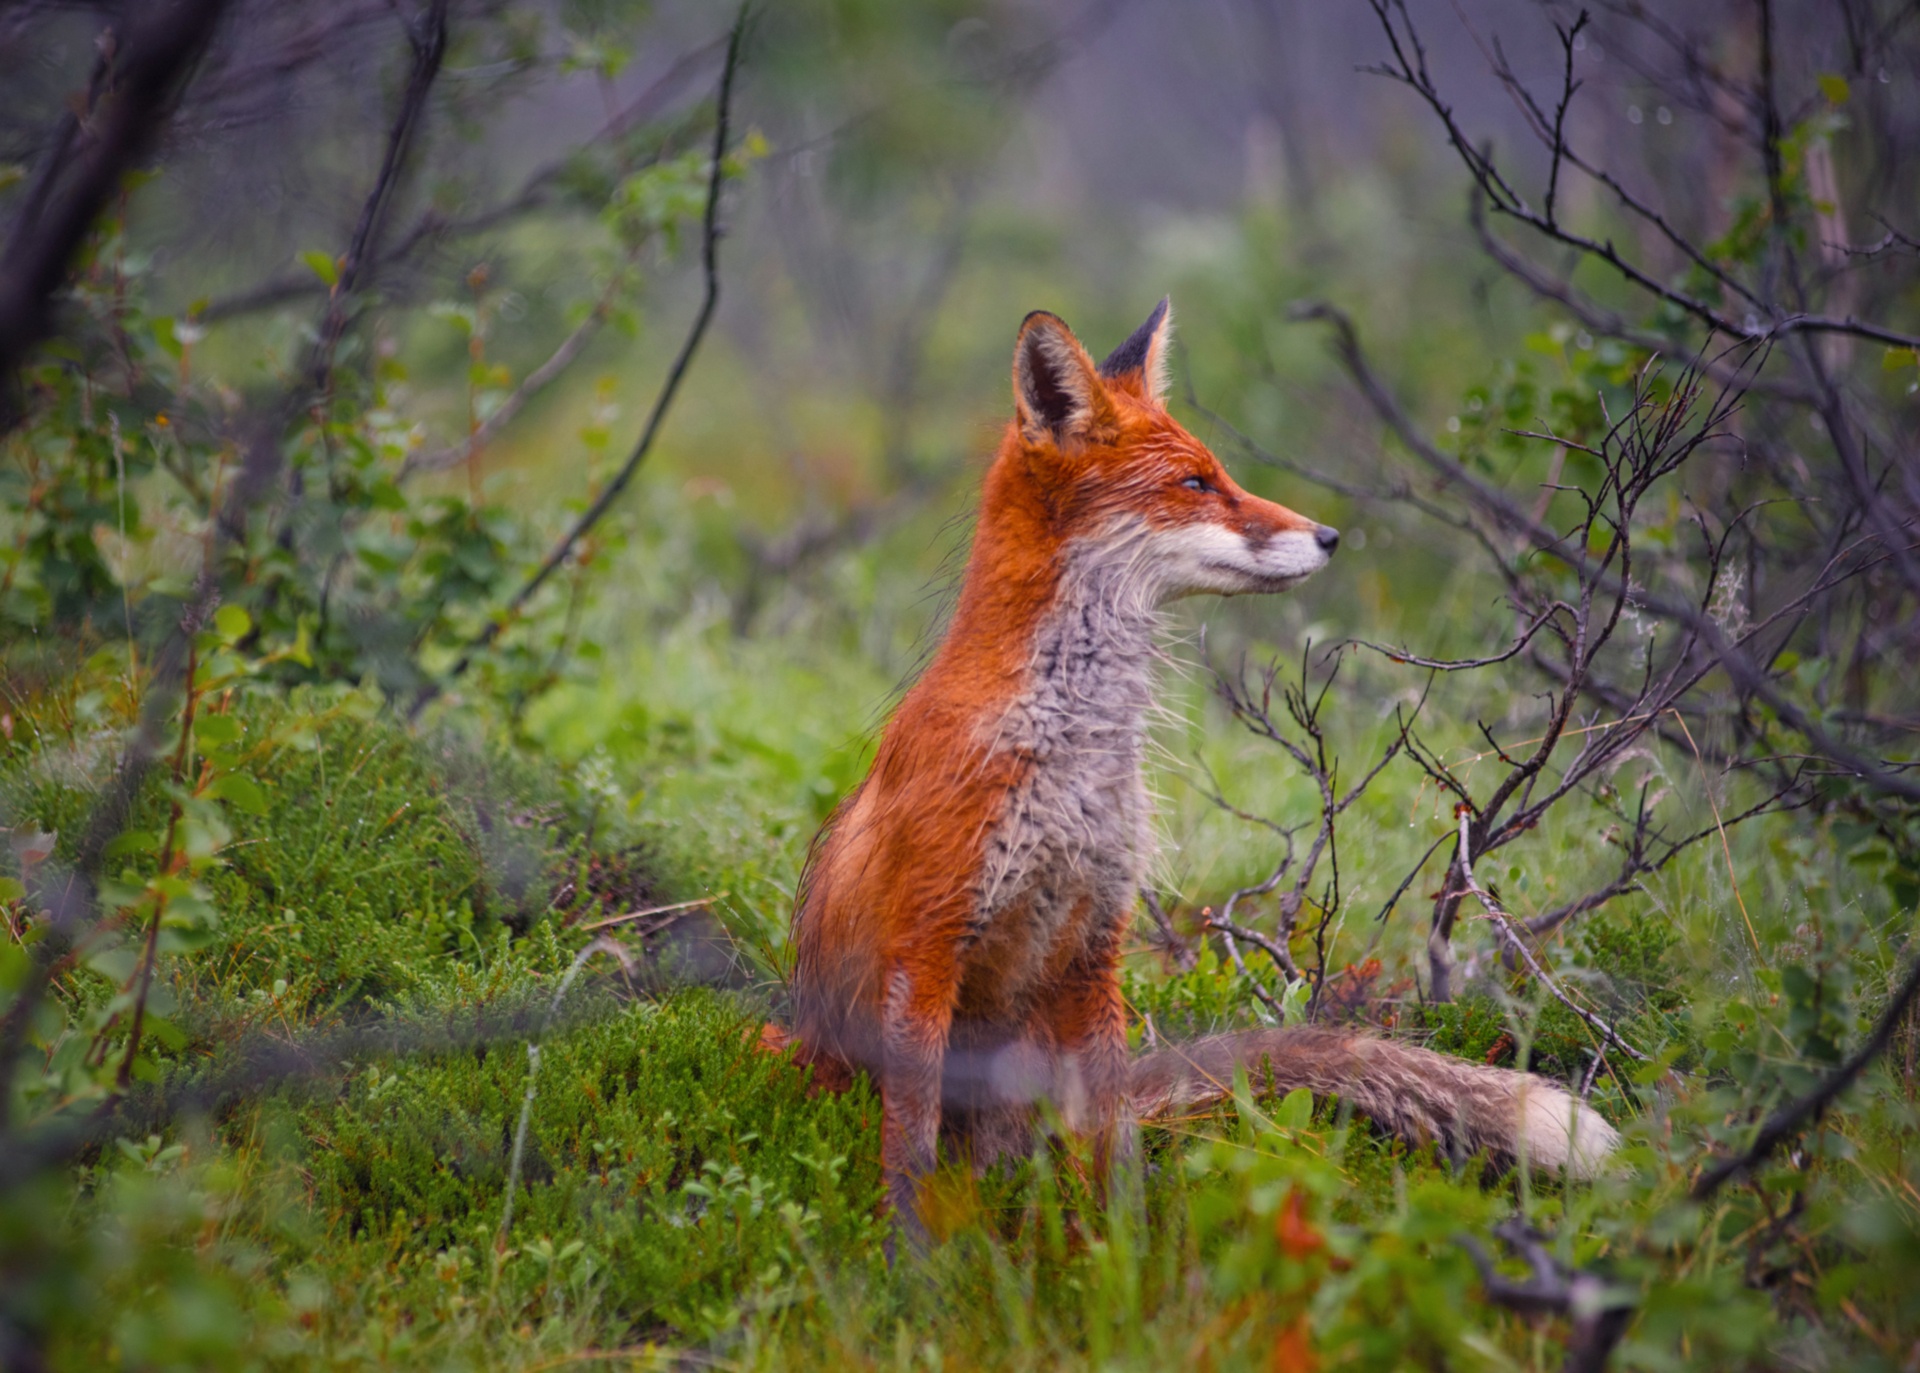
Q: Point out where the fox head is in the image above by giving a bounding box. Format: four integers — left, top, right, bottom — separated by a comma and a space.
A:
997, 299, 1337, 602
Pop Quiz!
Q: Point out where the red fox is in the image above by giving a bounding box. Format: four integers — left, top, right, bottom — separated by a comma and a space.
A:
780, 301, 1618, 1234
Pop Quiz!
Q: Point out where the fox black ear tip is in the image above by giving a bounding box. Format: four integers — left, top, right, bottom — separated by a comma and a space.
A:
1099, 298, 1173, 379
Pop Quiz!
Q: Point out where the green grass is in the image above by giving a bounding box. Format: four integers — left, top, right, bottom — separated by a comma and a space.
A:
3, 635, 1917, 1371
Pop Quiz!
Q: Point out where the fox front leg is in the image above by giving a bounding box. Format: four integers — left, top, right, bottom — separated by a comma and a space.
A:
879, 962, 954, 1251
1037, 942, 1139, 1204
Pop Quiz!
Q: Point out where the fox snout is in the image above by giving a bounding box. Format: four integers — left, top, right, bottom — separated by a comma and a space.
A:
1158, 486, 1339, 601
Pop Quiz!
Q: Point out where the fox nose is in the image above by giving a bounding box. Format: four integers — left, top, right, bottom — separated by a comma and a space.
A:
1314, 525, 1341, 554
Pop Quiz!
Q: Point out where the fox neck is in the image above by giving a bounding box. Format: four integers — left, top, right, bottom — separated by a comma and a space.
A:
943, 512, 1168, 725
1015, 528, 1165, 741
961, 521, 1167, 920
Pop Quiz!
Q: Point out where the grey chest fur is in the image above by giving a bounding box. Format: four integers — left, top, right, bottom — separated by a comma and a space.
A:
970, 550, 1161, 984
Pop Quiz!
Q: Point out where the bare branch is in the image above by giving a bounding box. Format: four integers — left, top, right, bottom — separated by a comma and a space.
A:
193, 36, 726, 324
1452, 807, 1649, 1063
1692, 936, 1920, 1199
1364, 0, 1920, 353
1352, 604, 1567, 673
420, 3, 752, 709
1139, 889, 1198, 972
306, 0, 450, 397
1291, 299, 1920, 803
0, 0, 233, 420
399, 274, 621, 480
1460, 1219, 1635, 1373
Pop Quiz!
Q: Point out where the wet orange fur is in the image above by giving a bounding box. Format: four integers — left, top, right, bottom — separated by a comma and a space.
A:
771, 307, 1624, 1233
786, 305, 1325, 1230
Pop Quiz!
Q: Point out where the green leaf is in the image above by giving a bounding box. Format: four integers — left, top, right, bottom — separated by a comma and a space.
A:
1279, 976, 1311, 1025
99, 876, 147, 909
0, 876, 23, 903
85, 945, 140, 984
159, 912, 221, 950
150, 316, 183, 360
176, 815, 231, 861
142, 1013, 187, 1052
366, 479, 408, 512
1275, 1087, 1313, 1132
195, 713, 241, 747
0, 939, 27, 990
209, 773, 269, 815
300, 250, 341, 288
213, 603, 251, 643
104, 830, 161, 860
1818, 73, 1850, 105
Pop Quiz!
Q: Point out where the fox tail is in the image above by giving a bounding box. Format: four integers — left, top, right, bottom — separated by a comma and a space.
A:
1127, 1025, 1620, 1179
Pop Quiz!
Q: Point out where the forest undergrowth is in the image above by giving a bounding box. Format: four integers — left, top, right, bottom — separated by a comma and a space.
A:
2, 643, 1915, 1371
4, 1, 1919, 1367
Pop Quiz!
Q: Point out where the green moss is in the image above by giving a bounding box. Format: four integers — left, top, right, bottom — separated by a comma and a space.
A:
199, 711, 494, 1008
293, 987, 885, 1338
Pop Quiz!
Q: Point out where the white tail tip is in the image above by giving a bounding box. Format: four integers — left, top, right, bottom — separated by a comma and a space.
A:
1518, 1079, 1622, 1179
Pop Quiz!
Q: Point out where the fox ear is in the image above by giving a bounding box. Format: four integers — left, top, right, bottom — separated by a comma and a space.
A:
1097, 297, 1173, 404
1014, 312, 1108, 445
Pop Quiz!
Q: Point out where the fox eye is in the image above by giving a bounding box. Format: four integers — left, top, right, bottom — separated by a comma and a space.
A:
1180, 475, 1211, 493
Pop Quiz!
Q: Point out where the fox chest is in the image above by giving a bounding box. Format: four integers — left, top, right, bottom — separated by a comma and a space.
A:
963, 591, 1158, 1003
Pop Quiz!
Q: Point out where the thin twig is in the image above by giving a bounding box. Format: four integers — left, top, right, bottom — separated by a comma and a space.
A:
399, 275, 622, 480
579, 893, 725, 932
1453, 807, 1649, 1063
1293, 299, 1920, 803
1139, 889, 1198, 971
500, 937, 635, 1243
307, 0, 450, 397
1363, 0, 1920, 353
1200, 908, 1284, 1016
420, 3, 751, 712
195, 36, 727, 324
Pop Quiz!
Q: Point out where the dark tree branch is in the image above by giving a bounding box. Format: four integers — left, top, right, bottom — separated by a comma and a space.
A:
1524, 778, 1806, 939
1139, 888, 1198, 971
1291, 300, 1920, 804
1464, 191, 1817, 406
1692, 937, 1920, 1199
1460, 1219, 1635, 1373
1351, 604, 1568, 673
0, 0, 232, 421
306, 0, 450, 397
1363, 0, 1920, 353
399, 270, 622, 480
194, 36, 725, 324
